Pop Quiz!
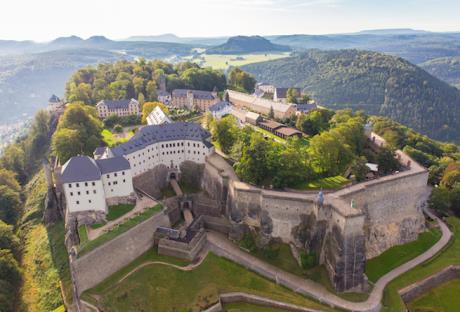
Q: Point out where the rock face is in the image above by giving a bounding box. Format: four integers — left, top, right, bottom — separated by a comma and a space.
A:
133, 164, 169, 198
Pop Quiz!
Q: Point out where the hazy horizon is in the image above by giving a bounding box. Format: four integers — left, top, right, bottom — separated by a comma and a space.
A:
0, 0, 459, 41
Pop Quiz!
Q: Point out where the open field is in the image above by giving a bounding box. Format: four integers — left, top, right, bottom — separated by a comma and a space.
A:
381, 216, 460, 311
186, 53, 290, 69
82, 251, 335, 312
408, 278, 460, 311
366, 227, 442, 283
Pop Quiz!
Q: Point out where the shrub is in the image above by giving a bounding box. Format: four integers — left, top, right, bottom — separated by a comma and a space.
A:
113, 124, 123, 133
300, 252, 317, 270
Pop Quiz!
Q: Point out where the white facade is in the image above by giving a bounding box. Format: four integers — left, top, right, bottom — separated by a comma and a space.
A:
101, 169, 134, 199
96, 99, 141, 119
256, 83, 275, 94
63, 179, 107, 214
124, 139, 212, 176
208, 101, 232, 119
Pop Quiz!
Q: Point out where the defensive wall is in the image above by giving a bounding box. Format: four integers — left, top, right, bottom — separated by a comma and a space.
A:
201, 132, 428, 291
70, 211, 170, 295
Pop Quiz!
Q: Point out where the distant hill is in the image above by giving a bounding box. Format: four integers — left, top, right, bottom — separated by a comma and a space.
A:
125, 34, 228, 46
243, 49, 460, 143
206, 36, 291, 55
269, 32, 460, 64
420, 56, 460, 88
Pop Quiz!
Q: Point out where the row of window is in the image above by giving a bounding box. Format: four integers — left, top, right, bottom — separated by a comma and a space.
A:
106, 171, 125, 179
68, 181, 96, 188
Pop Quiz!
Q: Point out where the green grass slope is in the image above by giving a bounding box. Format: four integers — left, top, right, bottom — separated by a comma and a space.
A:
243, 49, 460, 143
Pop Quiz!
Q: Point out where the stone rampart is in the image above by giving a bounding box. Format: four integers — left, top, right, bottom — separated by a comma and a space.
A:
398, 265, 460, 303
71, 211, 170, 295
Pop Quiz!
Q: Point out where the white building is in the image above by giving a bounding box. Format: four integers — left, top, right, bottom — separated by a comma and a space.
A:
256, 82, 275, 94
60, 156, 134, 216
96, 99, 141, 119
61, 122, 214, 217
207, 101, 232, 119
146, 106, 172, 125
110, 122, 214, 176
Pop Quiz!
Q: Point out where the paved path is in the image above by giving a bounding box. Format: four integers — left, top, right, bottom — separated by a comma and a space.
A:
87, 196, 157, 240
170, 179, 183, 197
207, 205, 452, 312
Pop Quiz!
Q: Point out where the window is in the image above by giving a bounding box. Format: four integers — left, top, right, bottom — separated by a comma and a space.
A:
89, 199, 92, 203
85, 182, 88, 187
108, 182, 111, 186
76, 201, 80, 205
76, 183, 79, 187
114, 173, 117, 177
106, 174, 110, 178
122, 171, 125, 175
123, 179, 126, 183
70, 192, 73, 196
92, 182, 95, 186
77, 191, 81, 195
114, 181, 118, 185
86, 191, 89, 195
93, 190, 96, 194
68, 183, 72, 188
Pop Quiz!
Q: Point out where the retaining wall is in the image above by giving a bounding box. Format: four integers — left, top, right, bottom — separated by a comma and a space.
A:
72, 212, 170, 295
399, 265, 460, 303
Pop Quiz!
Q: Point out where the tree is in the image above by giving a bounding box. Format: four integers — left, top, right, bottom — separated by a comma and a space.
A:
0, 185, 21, 225
377, 147, 400, 174
137, 92, 145, 107
268, 106, 274, 119
141, 102, 170, 124
209, 116, 239, 154
286, 88, 300, 104
350, 156, 369, 182
428, 187, 451, 214
52, 103, 103, 162
0, 169, 20, 193
0, 221, 19, 256
228, 67, 256, 93
0, 249, 21, 312
295, 109, 335, 136
0, 145, 26, 184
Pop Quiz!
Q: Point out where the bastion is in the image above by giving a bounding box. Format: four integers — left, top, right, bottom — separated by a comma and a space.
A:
200, 132, 428, 292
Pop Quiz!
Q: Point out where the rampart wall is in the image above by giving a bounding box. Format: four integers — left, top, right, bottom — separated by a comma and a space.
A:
71, 211, 170, 295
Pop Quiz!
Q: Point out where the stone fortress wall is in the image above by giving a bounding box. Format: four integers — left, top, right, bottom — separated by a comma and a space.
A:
201, 132, 428, 291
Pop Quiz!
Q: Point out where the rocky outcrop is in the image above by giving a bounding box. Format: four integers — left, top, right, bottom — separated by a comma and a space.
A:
292, 213, 327, 256
133, 164, 169, 198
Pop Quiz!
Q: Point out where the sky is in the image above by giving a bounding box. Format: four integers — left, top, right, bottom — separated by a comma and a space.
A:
0, 0, 459, 41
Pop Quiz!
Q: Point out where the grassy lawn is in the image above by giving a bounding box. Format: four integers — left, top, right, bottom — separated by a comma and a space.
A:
381, 216, 460, 311
82, 252, 335, 312
224, 303, 287, 311
408, 278, 460, 311
253, 126, 287, 143
78, 225, 89, 245
78, 204, 163, 256
187, 53, 290, 69
101, 128, 134, 147
90, 204, 137, 229
366, 227, 442, 283
107, 203, 136, 221
293, 176, 350, 190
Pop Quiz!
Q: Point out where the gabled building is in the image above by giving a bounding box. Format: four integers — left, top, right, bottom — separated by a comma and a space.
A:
96, 99, 141, 119
256, 82, 275, 94
146, 106, 172, 125
60, 155, 134, 222
171, 89, 219, 111
295, 103, 317, 114
207, 101, 232, 119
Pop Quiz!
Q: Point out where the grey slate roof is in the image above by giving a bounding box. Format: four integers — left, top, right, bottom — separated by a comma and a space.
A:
49, 94, 61, 103
95, 157, 130, 174
97, 99, 137, 109
111, 122, 212, 156
172, 89, 216, 100
296, 103, 317, 112
208, 101, 230, 112
60, 156, 101, 183
94, 147, 107, 157
158, 91, 171, 97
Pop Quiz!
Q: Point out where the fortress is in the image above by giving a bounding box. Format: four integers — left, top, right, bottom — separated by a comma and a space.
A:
59, 121, 428, 295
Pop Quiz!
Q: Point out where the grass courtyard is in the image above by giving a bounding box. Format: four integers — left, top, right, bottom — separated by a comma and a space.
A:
408, 279, 460, 311
82, 250, 335, 312
78, 204, 163, 256
293, 175, 350, 190
101, 128, 135, 147
380, 216, 460, 311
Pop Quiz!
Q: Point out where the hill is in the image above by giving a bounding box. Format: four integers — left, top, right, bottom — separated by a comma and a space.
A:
420, 56, 460, 88
207, 36, 290, 55
242, 49, 460, 143
269, 32, 460, 64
